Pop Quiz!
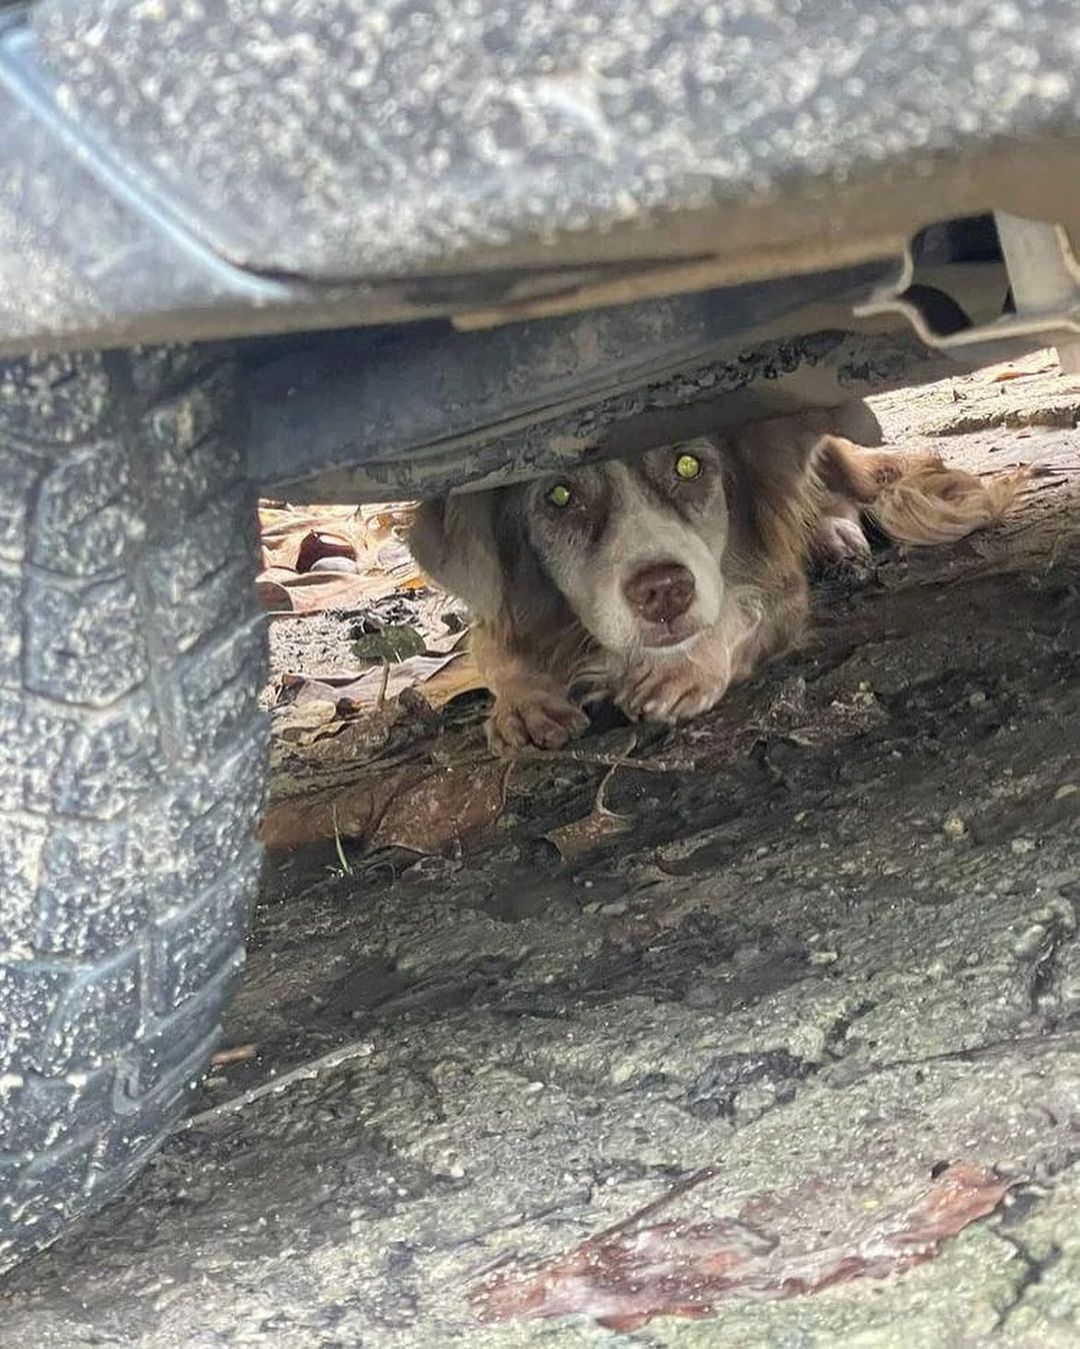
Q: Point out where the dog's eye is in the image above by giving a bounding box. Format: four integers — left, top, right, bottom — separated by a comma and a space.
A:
674, 452, 702, 480
547, 483, 572, 508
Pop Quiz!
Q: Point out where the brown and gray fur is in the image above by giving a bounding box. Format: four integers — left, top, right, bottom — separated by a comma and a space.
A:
410, 414, 1024, 755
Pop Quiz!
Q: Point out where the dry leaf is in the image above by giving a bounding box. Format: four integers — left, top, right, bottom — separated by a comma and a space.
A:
295, 529, 357, 574
990, 365, 1055, 383
376, 538, 424, 588
544, 743, 633, 861
415, 651, 485, 707
370, 760, 511, 853
320, 655, 462, 710
356, 501, 417, 541
270, 703, 407, 776
256, 578, 295, 612
260, 764, 427, 851
256, 566, 399, 614
545, 807, 630, 862
271, 698, 340, 744
418, 595, 470, 654
474, 1162, 1010, 1330
259, 506, 360, 568
256, 500, 426, 613
262, 757, 508, 853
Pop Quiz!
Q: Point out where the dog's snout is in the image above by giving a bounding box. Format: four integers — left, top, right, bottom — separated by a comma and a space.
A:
623, 562, 696, 624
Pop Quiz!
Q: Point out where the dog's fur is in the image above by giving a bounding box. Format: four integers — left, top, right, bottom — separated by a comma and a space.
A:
410, 414, 1024, 755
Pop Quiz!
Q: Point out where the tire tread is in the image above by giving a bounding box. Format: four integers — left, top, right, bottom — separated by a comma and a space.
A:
0, 346, 266, 1272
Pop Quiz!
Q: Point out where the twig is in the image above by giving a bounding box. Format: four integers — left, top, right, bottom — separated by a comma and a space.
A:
210, 1043, 258, 1066
592, 758, 622, 816
375, 658, 391, 711
591, 729, 638, 814
514, 744, 689, 774
584, 1165, 722, 1246
181, 1038, 377, 1131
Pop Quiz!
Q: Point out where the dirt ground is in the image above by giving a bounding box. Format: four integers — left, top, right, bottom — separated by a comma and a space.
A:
4, 353, 1080, 1347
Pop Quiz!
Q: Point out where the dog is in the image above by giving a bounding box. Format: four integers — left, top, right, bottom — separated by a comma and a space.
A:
410, 413, 1024, 755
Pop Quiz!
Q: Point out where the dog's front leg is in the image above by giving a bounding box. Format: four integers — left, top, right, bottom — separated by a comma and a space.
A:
488, 669, 590, 755
614, 584, 808, 725
614, 630, 740, 724
473, 624, 589, 755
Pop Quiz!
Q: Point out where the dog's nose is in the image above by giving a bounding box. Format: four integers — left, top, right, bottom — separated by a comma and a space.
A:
623, 562, 696, 624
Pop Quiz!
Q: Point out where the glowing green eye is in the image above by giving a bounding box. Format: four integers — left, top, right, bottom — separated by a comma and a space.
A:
548, 483, 572, 508
675, 452, 702, 480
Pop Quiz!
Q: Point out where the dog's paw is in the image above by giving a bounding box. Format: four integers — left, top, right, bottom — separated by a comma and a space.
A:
487, 683, 589, 755
615, 653, 726, 724
813, 512, 871, 564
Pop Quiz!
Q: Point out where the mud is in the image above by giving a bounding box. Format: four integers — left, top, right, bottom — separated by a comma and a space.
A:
3, 355, 1080, 1347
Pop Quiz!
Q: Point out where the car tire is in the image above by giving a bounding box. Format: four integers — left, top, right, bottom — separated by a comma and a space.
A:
0, 344, 267, 1273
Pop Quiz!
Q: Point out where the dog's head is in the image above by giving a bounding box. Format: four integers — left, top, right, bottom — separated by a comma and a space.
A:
519, 438, 729, 654
409, 419, 825, 672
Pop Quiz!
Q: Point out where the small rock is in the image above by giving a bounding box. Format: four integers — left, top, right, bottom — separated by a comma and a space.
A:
943, 814, 967, 839
1013, 923, 1050, 960
1011, 837, 1037, 855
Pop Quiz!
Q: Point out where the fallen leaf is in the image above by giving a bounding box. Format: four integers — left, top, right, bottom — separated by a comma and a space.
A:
356, 501, 417, 541
543, 738, 634, 861
277, 651, 484, 715
259, 506, 362, 569
270, 702, 407, 779
295, 529, 357, 574
414, 651, 485, 707
262, 754, 508, 853
256, 578, 294, 612
256, 566, 399, 614
317, 655, 464, 709
545, 806, 630, 862
376, 538, 424, 587
417, 595, 469, 653
473, 1162, 1010, 1330
256, 499, 428, 613
371, 759, 511, 853
260, 763, 427, 851
352, 625, 427, 663
990, 365, 1055, 383
270, 698, 341, 745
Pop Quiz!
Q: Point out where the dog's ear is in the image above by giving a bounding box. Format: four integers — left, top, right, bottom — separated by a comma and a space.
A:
721, 416, 828, 574
489, 491, 574, 642
409, 489, 569, 642
408, 492, 506, 620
